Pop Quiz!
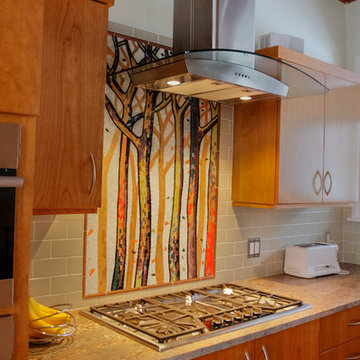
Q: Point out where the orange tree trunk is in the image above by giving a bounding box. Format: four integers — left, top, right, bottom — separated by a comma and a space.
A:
205, 103, 219, 276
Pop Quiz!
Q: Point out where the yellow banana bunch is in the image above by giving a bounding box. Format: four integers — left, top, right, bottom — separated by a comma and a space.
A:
28, 297, 70, 338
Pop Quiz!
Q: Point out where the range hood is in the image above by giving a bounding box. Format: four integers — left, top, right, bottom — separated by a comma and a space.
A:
125, 0, 327, 102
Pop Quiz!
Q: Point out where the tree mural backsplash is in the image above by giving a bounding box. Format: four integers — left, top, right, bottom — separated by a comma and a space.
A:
84, 34, 219, 296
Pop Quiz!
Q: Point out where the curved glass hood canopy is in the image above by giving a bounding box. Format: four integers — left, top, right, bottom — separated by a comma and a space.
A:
124, 49, 328, 103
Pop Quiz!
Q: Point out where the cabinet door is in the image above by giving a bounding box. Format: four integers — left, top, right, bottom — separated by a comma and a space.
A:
33, 0, 107, 213
320, 305, 360, 352
278, 93, 325, 204
319, 337, 360, 360
323, 75, 360, 203
194, 341, 254, 360
254, 321, 320, 360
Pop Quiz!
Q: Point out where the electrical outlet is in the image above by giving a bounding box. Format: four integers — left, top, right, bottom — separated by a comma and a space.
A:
248, 237, 260, 258
325, 232, 331, 243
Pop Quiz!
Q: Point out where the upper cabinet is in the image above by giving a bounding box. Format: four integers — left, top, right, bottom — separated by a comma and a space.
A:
232, 47, 360, 208
0, 0, 44, 115
33, 0, 109, 214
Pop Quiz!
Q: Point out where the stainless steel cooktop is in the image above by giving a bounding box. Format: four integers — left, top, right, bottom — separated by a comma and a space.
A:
81, 284, 311, 352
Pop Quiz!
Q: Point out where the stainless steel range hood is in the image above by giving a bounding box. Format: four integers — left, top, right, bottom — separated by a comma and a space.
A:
126, 0, 327, 102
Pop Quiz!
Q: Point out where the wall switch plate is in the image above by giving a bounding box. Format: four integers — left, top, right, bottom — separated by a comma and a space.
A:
248, 237, 260, 258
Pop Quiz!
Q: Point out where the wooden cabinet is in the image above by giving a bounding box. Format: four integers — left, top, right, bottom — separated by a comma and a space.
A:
0, 0, 44, 116
194, 321, 319, 360
33, 0, 108, 214
194, 341, 254, 360
254, 320, 319, 360
232, 46, 360, 208
319, 305, 360, 353
319, 337, 360, 360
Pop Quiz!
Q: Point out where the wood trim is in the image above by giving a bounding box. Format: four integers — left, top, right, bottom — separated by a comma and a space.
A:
232, 202, 354, 209
256, 46, 360, 84
0, 114, 36, 360
338, 0, 358, 3
232, 202, 275, 209
92, 0, 114, 6
33, 208, 98, 215
0, 307, 15, 316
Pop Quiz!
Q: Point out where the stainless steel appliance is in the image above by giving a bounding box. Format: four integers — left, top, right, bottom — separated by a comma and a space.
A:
0, 122, 22, 360
125, 0, 327, 102
81, 284, 311, 351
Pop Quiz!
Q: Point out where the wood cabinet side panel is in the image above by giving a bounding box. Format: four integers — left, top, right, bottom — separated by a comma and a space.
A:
232, 99, 279, 206
0, 114, 36, 359
0, 0, 44, 115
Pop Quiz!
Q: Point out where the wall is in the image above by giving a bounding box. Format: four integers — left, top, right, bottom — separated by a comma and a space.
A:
108, 0, 346, 67
345, 1, 360, 72
108, 0, 173, 38
29, 104, 344, 309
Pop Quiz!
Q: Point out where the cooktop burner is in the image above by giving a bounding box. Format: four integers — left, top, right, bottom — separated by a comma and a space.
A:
81, 284, 311, 351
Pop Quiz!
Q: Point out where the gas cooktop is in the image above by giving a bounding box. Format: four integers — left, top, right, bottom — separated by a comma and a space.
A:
81, 284, 311, 351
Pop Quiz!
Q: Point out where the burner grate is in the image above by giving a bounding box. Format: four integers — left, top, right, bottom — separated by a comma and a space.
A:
82, 284, 309, 351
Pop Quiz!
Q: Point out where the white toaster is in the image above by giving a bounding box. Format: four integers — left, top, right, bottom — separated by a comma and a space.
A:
284, 242, 340, 278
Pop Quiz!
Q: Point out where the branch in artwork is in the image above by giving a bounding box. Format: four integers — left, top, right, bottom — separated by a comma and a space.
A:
105, 95, 140, 147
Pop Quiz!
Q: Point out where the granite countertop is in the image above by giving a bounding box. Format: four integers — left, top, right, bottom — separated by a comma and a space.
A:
28, 263, 360, 360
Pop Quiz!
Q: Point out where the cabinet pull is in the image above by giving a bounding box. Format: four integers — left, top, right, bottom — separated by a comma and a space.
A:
262, 345, 269, 360
312, 170, 322, 196
346, 355, 360, 360
323, 170, 332, 196
89, 154, 96, 196
348, 321, 360, 326
245, 351, 250, 360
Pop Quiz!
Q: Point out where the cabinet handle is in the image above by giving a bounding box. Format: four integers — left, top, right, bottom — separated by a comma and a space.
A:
245, 351, 250, 360
89, 154, 96, 196
323, 170, 332, 196
348, 321, 360, 326
346, 355, 360, 360
312, 170, 322, 196
262, 345, 269, 360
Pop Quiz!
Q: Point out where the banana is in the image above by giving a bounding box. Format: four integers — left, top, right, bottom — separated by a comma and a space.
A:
28, 303, 65, 336
29, 297, 70, 326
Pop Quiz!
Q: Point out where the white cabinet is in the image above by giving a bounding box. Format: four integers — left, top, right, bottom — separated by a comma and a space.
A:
278, 93, 325, 204
232, 47, 360, 208
323, 76, 360, 203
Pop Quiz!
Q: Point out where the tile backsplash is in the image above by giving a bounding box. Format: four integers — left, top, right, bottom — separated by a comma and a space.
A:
29, 104, 349, 309
343, 207, 360, 264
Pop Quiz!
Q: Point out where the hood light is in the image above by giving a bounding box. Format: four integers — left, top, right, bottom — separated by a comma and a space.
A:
167, 80, 181, 86
240, 96, 252, 101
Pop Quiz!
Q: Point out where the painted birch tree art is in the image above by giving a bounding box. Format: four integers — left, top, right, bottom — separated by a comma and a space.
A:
84, 34, 219, 296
